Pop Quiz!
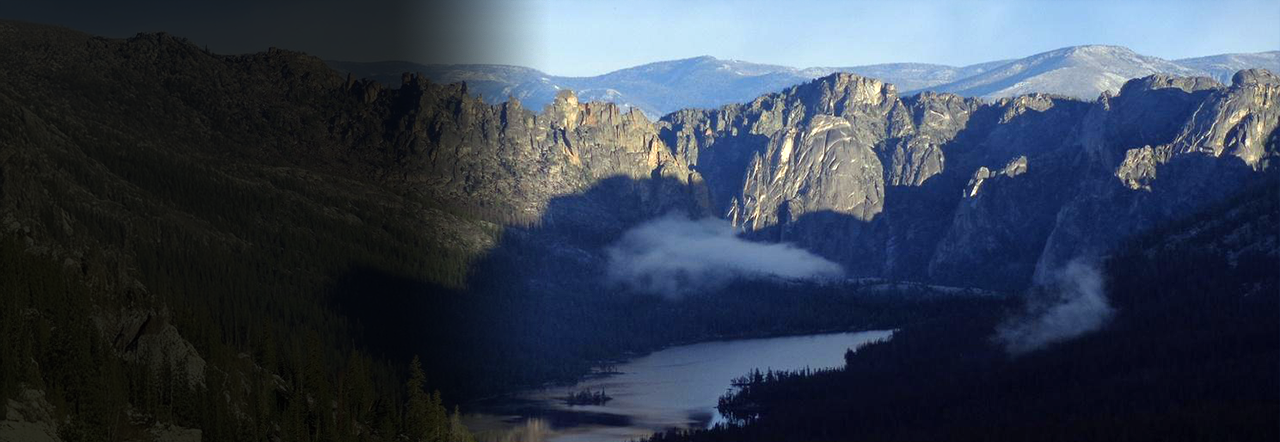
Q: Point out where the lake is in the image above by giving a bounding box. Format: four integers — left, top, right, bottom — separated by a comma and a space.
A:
465, 329, 894, 442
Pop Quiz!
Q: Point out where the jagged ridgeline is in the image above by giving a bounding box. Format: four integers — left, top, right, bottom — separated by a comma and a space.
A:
0, 20, 493, 441
0, 17, 1277, 442
661, 67, 1276, 289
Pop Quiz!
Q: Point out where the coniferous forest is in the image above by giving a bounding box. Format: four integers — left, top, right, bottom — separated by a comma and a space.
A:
2, 6, 1279, 442
648, 179, 1279, 442
0, 21, 1011, 440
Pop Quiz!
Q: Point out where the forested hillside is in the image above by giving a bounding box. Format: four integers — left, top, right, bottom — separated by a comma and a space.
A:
0, 20, 483, 441
2, 18, 1276, 442
0, 20, 984, 441
649, 176, 1279, 442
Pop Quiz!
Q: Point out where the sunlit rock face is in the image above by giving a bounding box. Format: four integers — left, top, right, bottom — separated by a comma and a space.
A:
649, 70, 1276, 288
12, 35, 1257, 293
394, 81, 708, 227
1167, 69, 1280, 168
1030, 70, 1280, 282
393, 64, 1275, 290
738, 115, 886, 230
7, 35, 1256, 292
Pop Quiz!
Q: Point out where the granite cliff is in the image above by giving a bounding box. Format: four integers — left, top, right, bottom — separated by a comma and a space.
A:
656, 69, 1276, 289
1, 19, 1276, 440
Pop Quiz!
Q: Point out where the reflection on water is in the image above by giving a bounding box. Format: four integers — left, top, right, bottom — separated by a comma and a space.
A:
466, 330, 893, 442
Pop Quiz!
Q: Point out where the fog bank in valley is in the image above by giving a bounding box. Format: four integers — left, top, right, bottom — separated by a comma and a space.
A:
605, 215, 844, 297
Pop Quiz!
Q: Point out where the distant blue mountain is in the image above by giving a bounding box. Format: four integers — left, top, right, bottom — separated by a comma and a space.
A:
329, 47, 1278, 118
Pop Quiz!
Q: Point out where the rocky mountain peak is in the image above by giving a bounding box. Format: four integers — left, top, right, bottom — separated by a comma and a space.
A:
661, 64, 1275, 288
542, 88, 584, 130
2, 20, 1276, 442
1232, 68, 1280, 88
1153, 69, 1279, 169
1118, 73, 1222, 95
812, 72, 897, 109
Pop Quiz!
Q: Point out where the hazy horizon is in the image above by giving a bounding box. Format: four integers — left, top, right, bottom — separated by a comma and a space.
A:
361, 46, 1280, 78
516, 0, 1280, 76
7, 0, 1279, 77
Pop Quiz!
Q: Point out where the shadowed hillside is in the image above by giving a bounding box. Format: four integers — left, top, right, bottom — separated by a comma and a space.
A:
1, 18, 1276, 442
649, 174, 1279, 442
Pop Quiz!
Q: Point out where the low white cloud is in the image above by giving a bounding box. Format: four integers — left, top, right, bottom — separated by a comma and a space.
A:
995, 259, 1114, 355
605, 214, 843, 297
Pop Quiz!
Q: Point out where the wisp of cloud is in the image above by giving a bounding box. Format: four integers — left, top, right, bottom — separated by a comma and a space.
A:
605, 214, 843, 297
995, 258, 1113, 355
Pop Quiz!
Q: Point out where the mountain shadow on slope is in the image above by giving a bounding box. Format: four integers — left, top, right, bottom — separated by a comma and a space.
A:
646, 174, 1279, 442
331, 174, 1009, 401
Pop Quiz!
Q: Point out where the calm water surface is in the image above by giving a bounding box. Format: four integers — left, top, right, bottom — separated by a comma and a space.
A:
465, 330, 893, 442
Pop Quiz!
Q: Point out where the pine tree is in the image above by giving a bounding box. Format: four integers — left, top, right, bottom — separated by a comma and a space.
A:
403, 355, 453, 442
342, 350, 375, 438
0, 280, 20, 399
447, 406, 475, 442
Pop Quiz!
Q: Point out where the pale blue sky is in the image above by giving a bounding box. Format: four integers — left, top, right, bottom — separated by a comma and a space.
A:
471, 0, 1280, 76
10, 0, 1278, 74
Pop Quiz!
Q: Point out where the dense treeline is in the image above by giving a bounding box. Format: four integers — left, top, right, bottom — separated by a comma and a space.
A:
29, 145, 1002, 433
3, 45, 990, 440
5, 140, 1008, 439
646, 179, 1279, 442
3, 31, 490, 437
1, 238, 131, 441
4, 77, 483, 438
343, 211, 1011, 399
16, 21, 1272, 442
0, 23, 1011, 442
0, 236, 474, 441
317, 176, 1016, 400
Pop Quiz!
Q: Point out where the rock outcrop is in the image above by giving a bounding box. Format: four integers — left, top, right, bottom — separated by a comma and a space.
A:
2, 389, 59, 442
384, 76, 707, 226
0, 21, 1275, 441
5, 17, 1270, 293
655, 70, 1276, 289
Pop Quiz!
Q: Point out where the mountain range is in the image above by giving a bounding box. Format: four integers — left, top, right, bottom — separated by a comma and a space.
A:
0, 19, 1276, 441
329, 46, 1279, 118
